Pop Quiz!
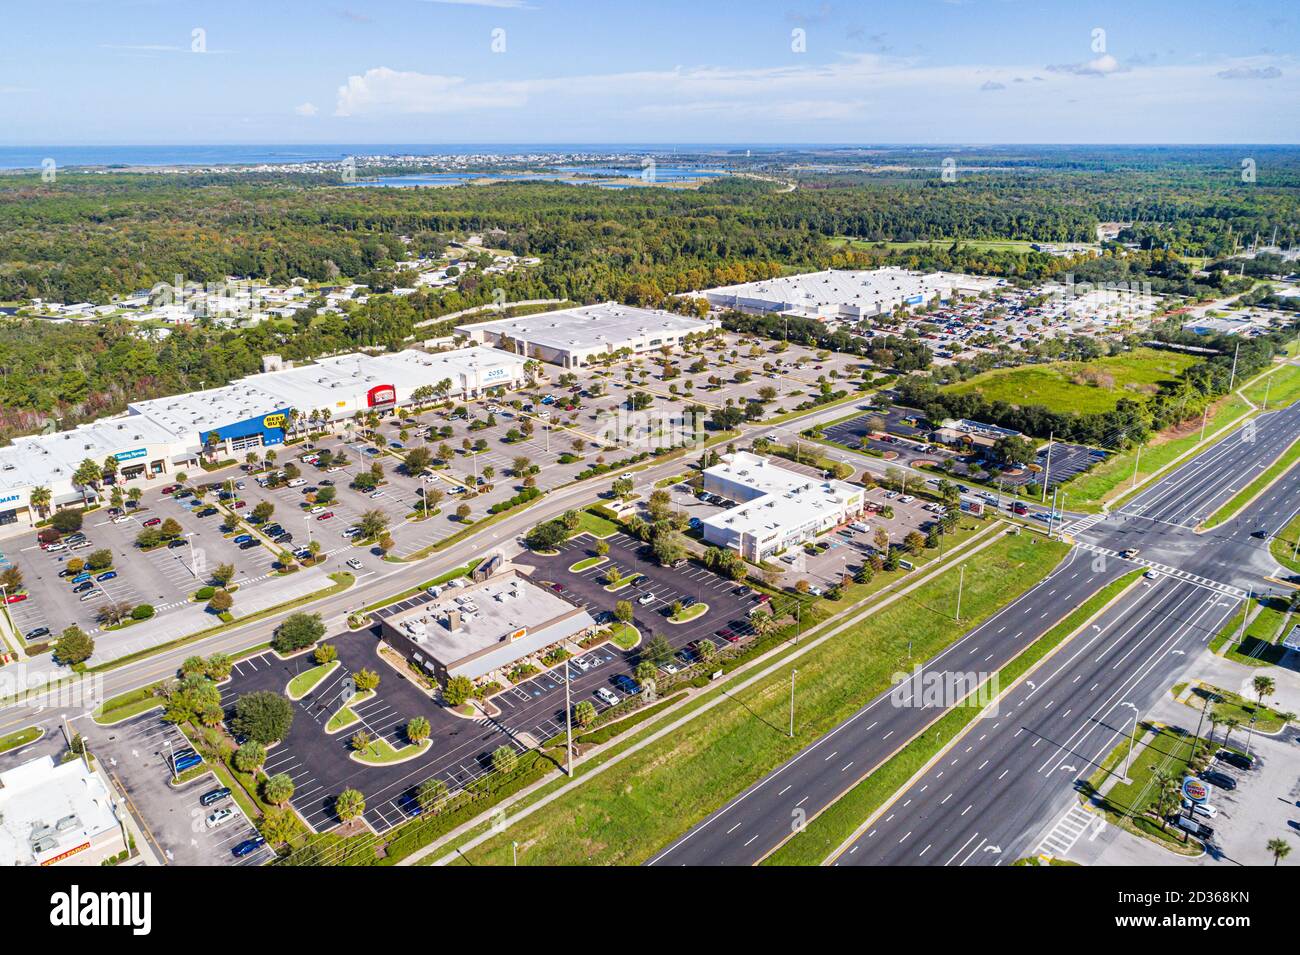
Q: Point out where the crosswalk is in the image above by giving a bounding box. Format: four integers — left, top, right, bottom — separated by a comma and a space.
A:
1073, 541, 1245, 598
1034, 803, 1099, 860
1060, 512, 1107, 538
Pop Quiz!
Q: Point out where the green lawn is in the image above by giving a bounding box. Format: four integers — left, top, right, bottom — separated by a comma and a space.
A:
1270, 509, 1300, 575
93, 683, 165, 724
1188, 682, 1293, 734
568, 556, 607, 573
571, 508, 620, 539
944, 348, 1201, 416
1243, 363, 1300, 410
288, 661, 339, 700
606, 622, 640, 650
452, 532, 1069, 866
1202, 433, 1300, 529
354, 737, 432, 765
1209, 598, 1291, 666
669, 604, 708, 624
326, 690, 375, 732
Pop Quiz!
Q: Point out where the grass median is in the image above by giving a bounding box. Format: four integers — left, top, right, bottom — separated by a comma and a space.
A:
450, 531, 1069, 866
764, 569, 1141, 865
1202, 433, 1300, 529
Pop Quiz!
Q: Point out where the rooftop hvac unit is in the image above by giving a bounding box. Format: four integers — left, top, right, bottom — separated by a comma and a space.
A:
56, 813, 82, 831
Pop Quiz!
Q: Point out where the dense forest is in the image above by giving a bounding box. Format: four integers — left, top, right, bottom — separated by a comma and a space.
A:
0, 146, 1296, 442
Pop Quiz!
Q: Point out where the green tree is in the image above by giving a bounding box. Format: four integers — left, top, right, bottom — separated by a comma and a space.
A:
335, 788, 366, 822
491, 746, 518, 774
211, 562, 236, 587
233, 741, 267, 773
53, 626, 94, 666
272, 612, 325, 654
406, 716, 431, 744
415, 778, 449, 812
443, 675, 474, 707
573, 700, 597, 728
231, 691, 295, 744
1267, 838, 1291, 866
615, 600, 634, 623
353, 668, 380, 692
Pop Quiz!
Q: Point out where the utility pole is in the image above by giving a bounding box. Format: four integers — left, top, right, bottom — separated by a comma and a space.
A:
1192, 689, 1210, 753
1120, 702, 1140, 779
1236, 589, 1252, 651
1041, 431, 1053, 503
1130, 444, 1142, 489
1199, 405, 1209, 443
1262, 374, 1273, 412
955, 565, 965, 622
1228, 342, 1240, 390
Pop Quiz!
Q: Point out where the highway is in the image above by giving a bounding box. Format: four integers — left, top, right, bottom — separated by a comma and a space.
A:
649, 393, 1300, 866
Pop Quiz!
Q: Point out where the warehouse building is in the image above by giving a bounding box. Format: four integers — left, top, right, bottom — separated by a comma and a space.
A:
381, 570, 597, 685
700, 452, 864, 562
0, 755, 126, 867
454, 302, 719, 368
0, 345, 527, 526
700, 267, 1003, 322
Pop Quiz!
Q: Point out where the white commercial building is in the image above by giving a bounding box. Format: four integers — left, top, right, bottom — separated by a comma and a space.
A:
0, 755, 126, 867
700, 268, 1003, 322
454, 302, 719, 368
700, 452, 864, 562
0, 345, 527, 526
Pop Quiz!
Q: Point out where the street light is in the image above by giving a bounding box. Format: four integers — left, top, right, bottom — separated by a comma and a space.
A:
955, 565, 965, 622
789, 668, 797, 738
1120, 702, 1140, 779
564, 655, 573, 778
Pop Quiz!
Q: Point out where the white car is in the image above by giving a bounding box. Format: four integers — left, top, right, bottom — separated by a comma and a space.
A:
898, 495, 915, 504
369, 491, 385, 500
206, 807, 235, 829
637, 592, 655, 606
112, 515, 132, 524
661, 662, 680, 675
345, 558, 363, 570
594, 687, 619, 707
1183, 800, 1218, 819
287, 478, 307, 488
309, 505, 325, 514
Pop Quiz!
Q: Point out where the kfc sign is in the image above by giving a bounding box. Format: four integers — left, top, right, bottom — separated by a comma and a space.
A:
367, 384, 396, 407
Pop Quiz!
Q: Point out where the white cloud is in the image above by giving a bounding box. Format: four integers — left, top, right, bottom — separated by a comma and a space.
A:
334, 67, 527, 116
1046, 53, 1127, 77
295, 102, 319, 116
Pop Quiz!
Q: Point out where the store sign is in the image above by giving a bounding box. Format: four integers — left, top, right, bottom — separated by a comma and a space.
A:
509, 627, 528, 641
367, 384, 396, 407
263, 413, 287, 429
114, 448, 147, 462
483, 367, 509, 382
40, 841, 91, 866
905, 293, 925, 305
1182, 776, 1209, 804
0, 493, 19, 505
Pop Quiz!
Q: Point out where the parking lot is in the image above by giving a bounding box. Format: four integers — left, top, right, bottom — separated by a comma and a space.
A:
81, 710, 272, 866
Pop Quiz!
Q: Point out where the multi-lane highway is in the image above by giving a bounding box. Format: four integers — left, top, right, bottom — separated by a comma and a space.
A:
651, 389, 1300, 866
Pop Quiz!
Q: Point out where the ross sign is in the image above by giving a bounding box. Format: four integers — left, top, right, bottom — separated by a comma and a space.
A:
114, 448, 147, 462
508, 627, 527, 641
367, 384, 396, 407
1182, 776, 1209, 804
262, 413, 287, 429
483, 366, 509, 382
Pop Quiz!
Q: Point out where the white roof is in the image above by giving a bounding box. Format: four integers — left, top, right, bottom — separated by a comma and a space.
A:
702, 452, 861, 539
458, 302, 717, 352
0, 755, 121, 866
702, 267, 1002, 312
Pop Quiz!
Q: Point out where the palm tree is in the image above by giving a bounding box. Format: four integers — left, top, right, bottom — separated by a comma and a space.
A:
1152, 768, 1178, 829
1267, 838, 1291, 866
1253, 674, 1276, 709
73, 458, 102, 505
1221, 717, 1241, 753
28, 485, 51, 521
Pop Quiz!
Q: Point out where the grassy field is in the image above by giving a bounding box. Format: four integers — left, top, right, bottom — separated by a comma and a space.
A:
0, 726, 40, 754
1243, 363, 1300, 410
1062, 393, 1251, 511
765, 570, 1141, 865
1201, 433, 1300, 529
288, 661, 338, 700
944, 348, 1201, 416
1189, 683, 1293, 734
451, 532, 1069, 866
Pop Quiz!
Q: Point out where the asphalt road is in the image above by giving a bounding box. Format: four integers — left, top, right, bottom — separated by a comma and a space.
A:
648, 390, 1300, 866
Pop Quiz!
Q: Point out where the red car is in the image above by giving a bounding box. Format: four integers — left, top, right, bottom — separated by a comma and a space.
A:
160, 485, 177, 494
143, 517, 162, 526
316, 511, 334, 521
6, 593, 27, 604
233, 500, 247, 509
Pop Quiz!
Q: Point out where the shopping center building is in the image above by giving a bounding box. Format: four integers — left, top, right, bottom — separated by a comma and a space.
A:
0, 345, 528, 526
700, 452, 865, 562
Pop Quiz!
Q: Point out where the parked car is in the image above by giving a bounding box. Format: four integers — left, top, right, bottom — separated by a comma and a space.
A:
233, 534, 253, 544
316, 511, 334, 521
637, 592, 655, 606
95, 571, 117, 582
206, 808, 236, 829
346, 558, 363, 570
239, 540, 259, 550
24, 626, 50, 640
199, 786, 232, 807
1217, 750, 1255, 771
1200, 769, 1237, 791
594, 687, 620, 706
232, 836, 266, 858
142, 517, 162, 527
6, 592, 27, 604
612, 674, 641, 695
79, 590, 103, 602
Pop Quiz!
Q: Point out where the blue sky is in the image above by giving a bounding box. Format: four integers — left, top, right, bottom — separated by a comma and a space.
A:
1, 0, 1296, 144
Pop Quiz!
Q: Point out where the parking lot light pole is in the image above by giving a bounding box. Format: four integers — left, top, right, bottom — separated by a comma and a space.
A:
512, 841, 518, 866
185, 532, 197, 577
564, 656, 573, 777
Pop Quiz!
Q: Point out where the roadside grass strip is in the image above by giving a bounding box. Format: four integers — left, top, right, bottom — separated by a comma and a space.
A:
1242, 362, 1300, 410
287, 661, 340, 701
0, 726, 42, 754
446, 533, 1068, 866
1270, 509, 1300, 575
93, 682, 166, 725
1208, 597, 1290, 666
1084, 724, 1205, 854
1201, 432, 1300, 529
1182, 681, 1292, 734
765, 569, 1142, 865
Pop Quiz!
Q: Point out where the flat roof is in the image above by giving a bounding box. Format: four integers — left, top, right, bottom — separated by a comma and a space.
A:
0, 755, 121, 867
702, 452, 861, 539
386, 571, 595, 679
700, 268, 1003, 312
457, 302, 717, 352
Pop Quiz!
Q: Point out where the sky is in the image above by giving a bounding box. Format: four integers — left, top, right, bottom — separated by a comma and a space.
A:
0, 0, 1297, 145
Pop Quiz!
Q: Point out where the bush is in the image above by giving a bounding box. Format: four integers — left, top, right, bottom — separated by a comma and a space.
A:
50, 509, 84, 533
230, 691, 294, 744
131, 603, 155, 620
53, 626, 94, 666
194, 586, 215, 600
272, 612, 325, 654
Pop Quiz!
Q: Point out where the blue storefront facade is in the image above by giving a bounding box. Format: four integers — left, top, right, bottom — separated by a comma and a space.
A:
200, 408, 291, 454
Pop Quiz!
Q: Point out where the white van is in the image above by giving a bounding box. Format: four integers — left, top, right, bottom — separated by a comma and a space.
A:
287, 478, 307, 488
